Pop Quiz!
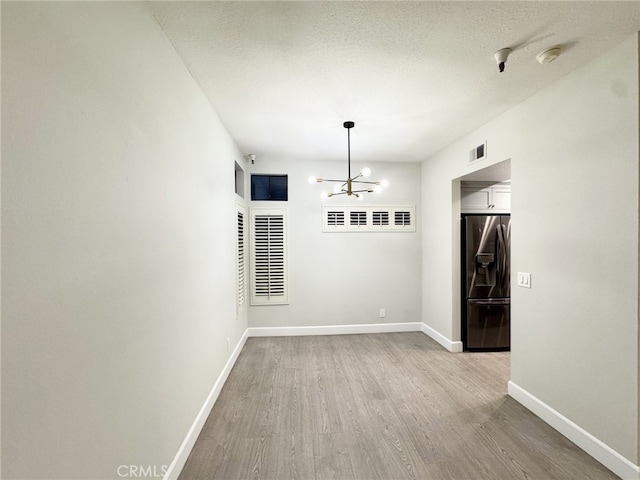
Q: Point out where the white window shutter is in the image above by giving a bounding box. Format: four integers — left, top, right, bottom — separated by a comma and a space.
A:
250, 208, 288, 305
348, 210, 368, 230
236, 205, 246, 308
391, 207, 415, 231
372, 210, 390, 228
322, 206, 415, 232
323, 209, 346, 230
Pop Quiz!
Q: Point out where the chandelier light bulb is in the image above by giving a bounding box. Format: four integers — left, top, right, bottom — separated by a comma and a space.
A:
361, 167, 372, 177
320, 192, 330, 199
373, 185, 382, 194
381, 179, 389, 188
308, 176, 318, 184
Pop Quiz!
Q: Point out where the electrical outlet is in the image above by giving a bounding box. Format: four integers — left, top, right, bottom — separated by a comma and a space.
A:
379, 308, 386, 318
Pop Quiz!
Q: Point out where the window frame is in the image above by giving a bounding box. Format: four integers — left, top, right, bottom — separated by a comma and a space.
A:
250, 174, 288, 201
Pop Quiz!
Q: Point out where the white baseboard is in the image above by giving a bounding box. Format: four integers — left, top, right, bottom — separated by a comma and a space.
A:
508, 381, 640, 480
420, 323, 463, 352
163, 329, 249, 480
247, 322, 423, 337
248, 323, 463, 353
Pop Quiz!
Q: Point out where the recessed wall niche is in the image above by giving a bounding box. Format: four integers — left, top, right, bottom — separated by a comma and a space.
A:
235, 161, 245, 198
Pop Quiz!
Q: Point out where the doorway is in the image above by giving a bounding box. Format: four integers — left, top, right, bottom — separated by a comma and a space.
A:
453, 159, 511, 352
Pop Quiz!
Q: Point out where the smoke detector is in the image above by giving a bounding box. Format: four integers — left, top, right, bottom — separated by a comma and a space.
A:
537, 47, 562, 64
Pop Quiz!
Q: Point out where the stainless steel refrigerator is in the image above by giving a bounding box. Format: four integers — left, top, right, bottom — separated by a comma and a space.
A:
462, 215, 510, 351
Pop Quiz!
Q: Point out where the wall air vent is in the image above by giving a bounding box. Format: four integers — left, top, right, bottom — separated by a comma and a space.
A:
470, 141, 487, 162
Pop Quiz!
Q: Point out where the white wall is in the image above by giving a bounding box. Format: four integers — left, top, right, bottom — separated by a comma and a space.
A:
247, 158, 422, 328
2, 3, 246, 478
422, 34, 639, 464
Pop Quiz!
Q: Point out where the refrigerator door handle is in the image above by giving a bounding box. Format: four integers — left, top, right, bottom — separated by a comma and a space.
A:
468, 298, 510, 306
495, 225, 501, 288
496, 223, 507, 291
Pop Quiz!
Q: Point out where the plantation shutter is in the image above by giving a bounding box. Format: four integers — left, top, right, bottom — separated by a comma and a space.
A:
372, 211, 389, 226
327, 211, 345, 226
236, 206, 246, 307
394, 210, 412, 226
349, 210, 367, 227
250, 208, 288, 305
322, 206, 415, 232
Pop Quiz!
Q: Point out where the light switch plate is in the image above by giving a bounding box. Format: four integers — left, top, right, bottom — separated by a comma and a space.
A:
517, 272, 531, 288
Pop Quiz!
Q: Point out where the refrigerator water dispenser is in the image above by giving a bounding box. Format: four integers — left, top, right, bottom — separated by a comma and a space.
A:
475, 252, 496, 286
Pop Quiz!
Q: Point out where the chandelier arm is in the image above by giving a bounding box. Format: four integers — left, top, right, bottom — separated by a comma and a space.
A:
321, 179, 349, 183
351, 180, 380, 185
351, 188, 374, 194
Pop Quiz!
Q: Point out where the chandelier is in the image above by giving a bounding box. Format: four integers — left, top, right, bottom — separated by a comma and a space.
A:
308, 121, 388, 199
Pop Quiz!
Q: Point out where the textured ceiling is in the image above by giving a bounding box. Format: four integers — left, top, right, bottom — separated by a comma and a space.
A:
147, 1, 640, 164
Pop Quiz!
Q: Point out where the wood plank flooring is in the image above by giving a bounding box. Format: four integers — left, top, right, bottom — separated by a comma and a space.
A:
178, 333, 618, 480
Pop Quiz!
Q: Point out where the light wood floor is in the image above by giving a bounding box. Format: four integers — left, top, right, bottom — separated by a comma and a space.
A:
179, 333, 618, 480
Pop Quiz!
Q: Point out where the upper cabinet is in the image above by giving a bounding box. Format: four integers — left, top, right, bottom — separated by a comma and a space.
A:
461, 181, 511, 213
